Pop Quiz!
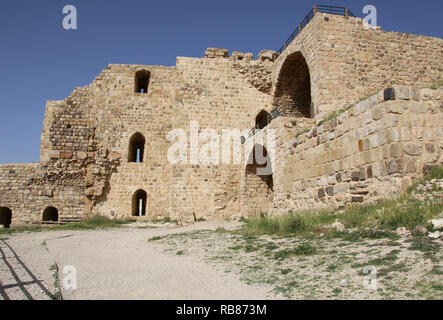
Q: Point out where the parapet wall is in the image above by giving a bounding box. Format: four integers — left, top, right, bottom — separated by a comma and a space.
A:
270, 86, 443, 214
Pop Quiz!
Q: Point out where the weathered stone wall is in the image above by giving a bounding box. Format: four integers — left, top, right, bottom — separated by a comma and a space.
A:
1, 12, 442, 225
41, 57, 272, 222
165, 56, 272, 220
273, 13, 443, 120
0, 163, 86, 225
268, 86, 443, 214
84, 64, 177, 220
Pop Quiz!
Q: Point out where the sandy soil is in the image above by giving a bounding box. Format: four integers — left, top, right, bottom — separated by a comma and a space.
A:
0, 221, 277, 300
151, 228, 442, 299
1, 219, 441, 300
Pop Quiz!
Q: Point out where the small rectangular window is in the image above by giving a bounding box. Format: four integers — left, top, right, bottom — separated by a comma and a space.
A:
135, 70, 150, 94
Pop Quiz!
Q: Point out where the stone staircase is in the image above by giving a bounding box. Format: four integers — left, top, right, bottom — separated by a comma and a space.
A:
59, 216, 82, 224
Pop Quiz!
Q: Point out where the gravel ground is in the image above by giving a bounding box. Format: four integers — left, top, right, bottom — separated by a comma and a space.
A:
2, 219, 441, 300
0, 235, 59, 300
150, 228, 443, 300
0, 221, 277, 300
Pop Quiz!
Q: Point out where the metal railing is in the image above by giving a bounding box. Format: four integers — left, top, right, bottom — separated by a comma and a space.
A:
277, 5, 356, 54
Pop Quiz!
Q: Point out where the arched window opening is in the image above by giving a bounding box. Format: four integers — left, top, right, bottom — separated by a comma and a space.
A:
255, 110, 271, 130
135, 70, 150, 94
132, 189, 147, 217
43, 207, 58, 222
274, 51, 312, 118
128, 132, 146, 163
0, 207, 12, 228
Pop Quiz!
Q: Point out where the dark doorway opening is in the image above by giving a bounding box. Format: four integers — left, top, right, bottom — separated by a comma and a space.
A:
255, 110, 271, 130
43, 207, 58, 222
0, 207, 12, 228
135, 70, 150, 94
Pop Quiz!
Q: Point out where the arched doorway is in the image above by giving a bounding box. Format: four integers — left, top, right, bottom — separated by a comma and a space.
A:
242, 145, 274, 217
128, 132, 146, 163
0, 207, 12, 228
132, 189, 147, 217
255, 110, 271, 130
274, 51, 312, 118
43, 207, 58, 222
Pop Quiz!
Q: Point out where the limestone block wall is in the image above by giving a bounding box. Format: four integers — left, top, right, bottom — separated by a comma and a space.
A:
4, 53, 274, 224
2, 11, 442, 225
84, 64, 178, 219
166, 56, 272, 220
1, 84, 100, 224
269, 86, 442, 214
79, 57, 272, 221
272, 13, 443, 121
0, 164, 86, 225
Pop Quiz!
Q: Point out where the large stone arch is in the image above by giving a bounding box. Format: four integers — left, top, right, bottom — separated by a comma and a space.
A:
273, 51, 312, 118
241, 144, 274, 217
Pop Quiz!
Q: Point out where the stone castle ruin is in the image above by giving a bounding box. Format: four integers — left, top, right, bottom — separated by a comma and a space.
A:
0, 6, 442, 226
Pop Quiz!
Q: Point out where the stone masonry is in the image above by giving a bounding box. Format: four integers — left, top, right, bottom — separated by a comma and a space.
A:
0, 12, 442, 226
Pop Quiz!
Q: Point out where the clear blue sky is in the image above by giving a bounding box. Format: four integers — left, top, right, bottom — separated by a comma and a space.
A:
0, 0, 442, 164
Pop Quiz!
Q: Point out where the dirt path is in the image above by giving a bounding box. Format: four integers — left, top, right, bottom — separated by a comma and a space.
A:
0, 221, 277, 300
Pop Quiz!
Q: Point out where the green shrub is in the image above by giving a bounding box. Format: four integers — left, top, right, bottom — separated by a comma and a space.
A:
240, 167, 443, 238
274, 243, 316, 260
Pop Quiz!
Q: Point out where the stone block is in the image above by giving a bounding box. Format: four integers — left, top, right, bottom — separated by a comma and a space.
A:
387, 159, 402, 174
389, 143, 402, 158
394, 86, 410, 100
404, 143, 422, 156
231, 51, 246, 60
258, 50, 277, 62
77, 151, 87, 160
351, 168, 366, 181
369, 135, 378, 148
425, 143, 435, 154
383, 114, 399, 128
205, 47, 229, 58
372, 105, 384, 120
49, 151, 60, 159
60, 152, 73, 159
386, 128, 400, 143
351, 196, 364, 203
387, 102, 405, 114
